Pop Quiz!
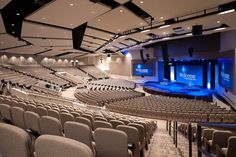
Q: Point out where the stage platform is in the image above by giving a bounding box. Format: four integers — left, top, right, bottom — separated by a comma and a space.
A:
143, 81, 213, 101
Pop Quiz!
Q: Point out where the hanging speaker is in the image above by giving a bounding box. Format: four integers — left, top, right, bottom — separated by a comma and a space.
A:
192, 25, 202, 35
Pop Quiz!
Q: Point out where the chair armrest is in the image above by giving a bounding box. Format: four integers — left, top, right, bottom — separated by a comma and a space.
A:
216, 144, 225, 157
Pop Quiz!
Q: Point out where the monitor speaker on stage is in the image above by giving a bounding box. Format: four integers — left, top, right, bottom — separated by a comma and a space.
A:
192, 25, 202, 35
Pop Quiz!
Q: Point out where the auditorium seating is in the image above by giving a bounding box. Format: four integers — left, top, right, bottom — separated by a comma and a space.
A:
50, 66, 89, 77
89, 78, 136, 89
107, 95, 236, 123
78, 65, 109, 79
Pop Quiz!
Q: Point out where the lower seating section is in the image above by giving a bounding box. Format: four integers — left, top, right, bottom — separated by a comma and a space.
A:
74, 89, 144, 106
107, 95, 236, 123
50, 66, 89, 78
78, 65, 109, 79
0, 94, 157, 157
88, 78, 136, 89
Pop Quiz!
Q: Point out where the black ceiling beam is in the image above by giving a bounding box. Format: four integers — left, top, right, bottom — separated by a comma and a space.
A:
84, 34, 109, 42
22, 36, 72, 40
55, 52, 73, 57
34, 49, 52, 55
72, 22, 87, 50
0, 44, 29, 51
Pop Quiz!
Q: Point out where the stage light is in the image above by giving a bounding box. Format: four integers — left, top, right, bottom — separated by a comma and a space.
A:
159, 25, 170, 29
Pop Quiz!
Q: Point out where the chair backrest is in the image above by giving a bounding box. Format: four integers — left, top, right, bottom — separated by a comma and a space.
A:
36, 107, 48, 117
95, 117, 107, 122
110, 120, 125, 129
128, 123, 145, 143
0, 104, 12, 122
60, 113, 74, 126
48, 109, 60, 120
211, 130, 233, 154
202, 128, 215, 140
64, 122, 94, 153
94, 128, 130, 157
75, 117, 92, 129
40, 116, 63, 136
94, 120, 112, 130
0, 123, 33, 157
26, 104, 36, 112
24, 111, 41, 134
119, 119, 130, 125
117, 125, 139, 145
35, 135, 93, 157
11, 106, 26, 129
226, 136, 236, 157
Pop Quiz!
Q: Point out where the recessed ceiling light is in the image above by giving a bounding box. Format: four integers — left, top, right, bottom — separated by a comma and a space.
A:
160, 17, 164, 20
12, 31, 15, 34
163, 32, 166, 34
119, 9, 123, 13
217, 21, 221, 23
91, 11, 95, 14
70, 24, 73, 26
11, 24, 15, 26
69, 3, 74, 6
117, 29, 121, 32
140, 1, 144, 4
98, 19, 101, 22
16, 13, 20, 16
140, 23, 143, 25
42, 17, 46, 20
187, 27, 190, 30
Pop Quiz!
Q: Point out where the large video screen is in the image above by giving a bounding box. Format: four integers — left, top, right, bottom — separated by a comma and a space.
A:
133, 63, 154, 76
219, 58, 234, 92
176, 65, 203, 86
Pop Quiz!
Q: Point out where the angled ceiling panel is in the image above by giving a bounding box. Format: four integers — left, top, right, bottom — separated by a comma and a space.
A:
0, 14, 6, 33
26, 0, 110, 29
0, 34, 27, 49
21, 21, 72, 38
0, 0, 11, 9
3, 45, 49, 54
88, 6, 147, 33
22, 37, 73, 47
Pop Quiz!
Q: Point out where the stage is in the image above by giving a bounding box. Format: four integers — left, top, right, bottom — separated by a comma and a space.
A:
143, 81, 213, 101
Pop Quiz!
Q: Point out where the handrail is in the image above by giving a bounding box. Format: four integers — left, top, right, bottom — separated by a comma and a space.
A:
197, 122, 236, 157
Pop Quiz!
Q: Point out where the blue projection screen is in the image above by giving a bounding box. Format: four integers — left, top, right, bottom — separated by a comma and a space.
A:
219, 58, 234, 92
133, 63, 154, 76
176, 65, 203, 86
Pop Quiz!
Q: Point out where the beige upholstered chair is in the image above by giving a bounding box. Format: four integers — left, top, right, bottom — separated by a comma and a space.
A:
202, 128, 215, 148
60, 112, 74, 127
209, 130, 233, 154
0, 123, 33, 157
218, 136, 236, 157
128, 123, 146, 150
36, 107, 48, 117
24, 111, 41, 135
48, 109, 60, 120
110, 120, 125, 129
26, 104, 36, 112
75, 117, 93, 129
94, 120, 112, 130
117, 125, 142, 157
94, 128, 133, 157
64, 121, 95, 154
0, 104, 12, 123
35, 135, 93, 157
11, 106, 26, 129
40, 116, 63, 136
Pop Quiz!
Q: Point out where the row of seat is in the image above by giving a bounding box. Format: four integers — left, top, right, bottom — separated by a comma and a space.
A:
78, 65, 109, 79
107, 95, 236, 123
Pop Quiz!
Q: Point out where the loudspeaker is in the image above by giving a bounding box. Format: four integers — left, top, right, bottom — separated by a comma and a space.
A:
140, 49, 146, 63
192, 25, 202, 35
161, 44, 169, 63
188, 47, 194, 57
146, 53, 150, 60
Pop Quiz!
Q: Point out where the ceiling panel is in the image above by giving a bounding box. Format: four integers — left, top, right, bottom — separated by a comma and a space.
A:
22, 37, 73, 47
0, 14, 6, 33
21, 21, 72, 38
26, 0, 110, 29
0, 34, 27, 49
83, 36, 107, 45
85, 27, 114, 40
133, 0, 232, 21
3, 45, 49, 55
88, 6, 147, 33
60, 52, 84, 58
0, 0, 11, 9
114, 0, 130, 4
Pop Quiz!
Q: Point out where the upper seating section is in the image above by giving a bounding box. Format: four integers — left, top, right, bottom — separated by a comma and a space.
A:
78, 65, 109, 79
89, 78, 136, 89
7, 65, 70, 87
0, 65, 38, 88
107, 95, 236, 123
51, 66, 89, 78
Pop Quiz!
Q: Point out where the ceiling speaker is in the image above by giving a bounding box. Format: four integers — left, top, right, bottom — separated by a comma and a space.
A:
192, 25, 202, 35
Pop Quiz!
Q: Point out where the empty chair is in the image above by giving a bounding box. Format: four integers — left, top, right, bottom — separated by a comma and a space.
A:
95, 117, 107, 122
17, 102, 27, 110
202, 128, 215, 148
35, 135, 93, 157
110, 120, 125, 129
217, 136, 236, 157
64, 122, 95, 154
94, 120, 112, 130
0, 123, 33, 157
0, 104, 12, 123
40, 116, 63, 136
117, 125, 142, 157
94, 128, 133, 157
48, 109, 60, 120
60, 113, 74, 127
26, 104, 36, 112
24, 111, 41, 136
11, 107, 26, 129
209, 130, 233, 154
120, 119, 131, 125
82, 114, 94, 128
36, 107, 48, 117
128, 123, 146, 150
70, 111, 81, 118
75, 117, 92, 129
